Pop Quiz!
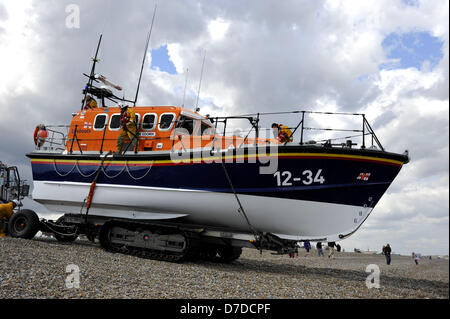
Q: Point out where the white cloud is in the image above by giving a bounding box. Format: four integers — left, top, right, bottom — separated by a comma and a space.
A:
167, 42, 184, 74
0, 1, 39, 98
208, 18, 230, 41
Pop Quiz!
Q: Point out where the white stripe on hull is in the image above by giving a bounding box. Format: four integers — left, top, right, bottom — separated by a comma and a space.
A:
32, 181, 373, 241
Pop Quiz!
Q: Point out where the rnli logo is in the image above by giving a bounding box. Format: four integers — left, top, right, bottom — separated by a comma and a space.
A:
357, 173, 371, 181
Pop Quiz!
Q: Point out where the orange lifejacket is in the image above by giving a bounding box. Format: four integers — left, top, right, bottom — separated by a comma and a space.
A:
278, 125, 293, 143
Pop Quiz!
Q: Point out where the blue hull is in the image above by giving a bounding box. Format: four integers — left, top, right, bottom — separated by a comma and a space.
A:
28, 146, 407, 208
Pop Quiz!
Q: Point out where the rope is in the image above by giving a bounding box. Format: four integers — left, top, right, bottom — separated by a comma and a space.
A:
53, 159, 76, 177
125, 160, 154, 180
101, 162, 127, 178
75, 161, 100, 178
219, 157, 260, 241
52, 157, 155, 181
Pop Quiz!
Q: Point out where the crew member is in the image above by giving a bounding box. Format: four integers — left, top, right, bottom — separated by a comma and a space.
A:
84, 95, 98, 110
0, 200, 20, 237
272, 123, 293, 143
116, 103, 138, 154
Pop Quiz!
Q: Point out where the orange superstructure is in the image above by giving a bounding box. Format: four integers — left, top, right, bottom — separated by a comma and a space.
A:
66, 106, 276, 154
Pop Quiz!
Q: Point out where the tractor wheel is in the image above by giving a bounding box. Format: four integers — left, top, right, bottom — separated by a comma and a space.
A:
8, 209, 40, 239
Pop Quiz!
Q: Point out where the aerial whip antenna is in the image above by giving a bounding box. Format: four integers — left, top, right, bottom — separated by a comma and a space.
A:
182, 68, 189, 107
194, 50, 206, 112
81, 34, 102, 110
134, 4, 157, 106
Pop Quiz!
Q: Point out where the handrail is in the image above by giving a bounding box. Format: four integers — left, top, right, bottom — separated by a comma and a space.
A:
34, 109, 386, 154
214, 110, 383, 150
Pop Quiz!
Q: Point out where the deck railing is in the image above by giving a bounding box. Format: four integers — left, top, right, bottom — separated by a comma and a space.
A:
35, 110, 385, 154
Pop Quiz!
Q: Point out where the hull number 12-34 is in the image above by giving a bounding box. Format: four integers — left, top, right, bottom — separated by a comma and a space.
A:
274, 169, 325, 186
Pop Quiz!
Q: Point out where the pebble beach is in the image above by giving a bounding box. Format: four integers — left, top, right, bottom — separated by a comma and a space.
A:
0, 236, 448, 299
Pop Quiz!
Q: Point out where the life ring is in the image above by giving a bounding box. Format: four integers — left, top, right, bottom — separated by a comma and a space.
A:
33, 125, 48, 147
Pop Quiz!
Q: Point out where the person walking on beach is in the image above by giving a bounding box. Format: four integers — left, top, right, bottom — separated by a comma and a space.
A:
328, 241, 336, 259
412, 252, 419, 265
316, 241, 324, 257
304, 240, 311, 255
383, 244, 392, 265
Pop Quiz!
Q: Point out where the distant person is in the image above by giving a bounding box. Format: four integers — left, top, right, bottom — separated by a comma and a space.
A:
412, 252, 419, 265
336, 244, 341, 252
316, 241, 324, 257
328, 241, 336, 259
271, 123, 293, 143
383, 244, 392, 265
0, 200, 20, 237
304, 241, 311, 253
83, 95, 98, 110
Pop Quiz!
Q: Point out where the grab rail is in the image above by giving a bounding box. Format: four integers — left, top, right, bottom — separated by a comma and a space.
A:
34, 110, 386, 154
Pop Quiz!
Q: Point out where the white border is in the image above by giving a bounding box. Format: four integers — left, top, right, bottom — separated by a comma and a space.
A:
141, 112, 158, 131
93, 113, 108, 131
158, 112, 176, 131
108, 113, 122, 131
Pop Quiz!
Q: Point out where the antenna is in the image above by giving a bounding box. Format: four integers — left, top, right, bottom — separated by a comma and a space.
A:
81, 34, 102, 110
182, 68, 189, 107
134, 4, 157, 106
194, 50, 206, 113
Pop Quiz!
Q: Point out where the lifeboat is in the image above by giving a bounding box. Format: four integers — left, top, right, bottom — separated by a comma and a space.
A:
24, 35, 409, 261
27, 104, 409, 242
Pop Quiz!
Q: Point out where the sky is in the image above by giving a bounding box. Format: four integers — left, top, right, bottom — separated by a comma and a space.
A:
0, 0, 448, 256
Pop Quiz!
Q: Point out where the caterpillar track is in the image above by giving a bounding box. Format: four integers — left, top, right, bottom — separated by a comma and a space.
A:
98, 221, 242, 263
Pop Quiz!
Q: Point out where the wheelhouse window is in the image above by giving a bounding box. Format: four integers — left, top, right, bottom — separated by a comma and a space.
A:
159, 113, 175, 131
109, 113, 140, 131
199, 121, 214, 135
109, 114, 121, 131
176, 116, 195, 135
142, 113, 157, 130
94, 114, 108, 130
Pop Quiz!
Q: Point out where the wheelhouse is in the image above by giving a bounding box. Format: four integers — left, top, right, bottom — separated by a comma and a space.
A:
59, 106, 273, 154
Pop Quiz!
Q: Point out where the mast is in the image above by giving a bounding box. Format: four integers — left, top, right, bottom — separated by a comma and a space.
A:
182, 68, 189, 107
134, 4, 157, 106
194, 50, 206, 112
81, 34, 102, 110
